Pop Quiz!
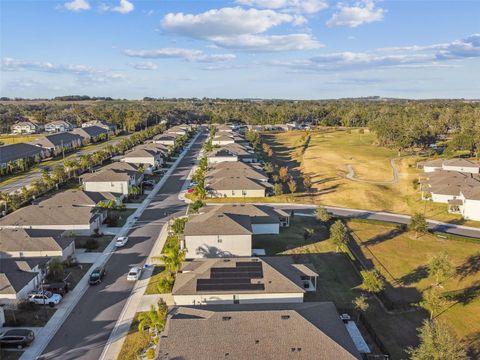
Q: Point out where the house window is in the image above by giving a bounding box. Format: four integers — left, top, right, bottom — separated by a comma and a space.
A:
218, 237, 223, 244
232, 190, 235, 195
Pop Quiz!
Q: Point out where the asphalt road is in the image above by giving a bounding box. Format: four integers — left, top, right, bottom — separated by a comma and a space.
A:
271, 204, 480, 239
39, 132, 206, 360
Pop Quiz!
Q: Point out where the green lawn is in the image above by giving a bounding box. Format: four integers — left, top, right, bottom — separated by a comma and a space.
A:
117, 313, 151, 360
0, 133, 40, 144
347, 220, 480, 355
144, 266, 172, 295
252, 216, 329, 255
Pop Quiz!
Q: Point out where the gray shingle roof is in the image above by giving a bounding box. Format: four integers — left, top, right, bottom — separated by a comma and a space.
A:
185, 210, 252, 236
0, 257, 49, 295
173, 256, 316, 296
30, 132, 82, 148
157, 302, 361, 360
0, 143, 44, 164
0, 228, 73, 253
71, 126, 109, 139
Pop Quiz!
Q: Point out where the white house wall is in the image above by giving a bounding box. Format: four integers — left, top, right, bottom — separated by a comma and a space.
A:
184, 234, 252, 259
173, 292, 304, 306
209, 189, 266, 198
207, 156, 238, 165
462, 199, 480, 220
431, 193, 456, 203
442, 165, 479, 174
123, 156, 155, 167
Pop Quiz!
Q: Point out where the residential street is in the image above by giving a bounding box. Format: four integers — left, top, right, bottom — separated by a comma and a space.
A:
38, 132, 206, 360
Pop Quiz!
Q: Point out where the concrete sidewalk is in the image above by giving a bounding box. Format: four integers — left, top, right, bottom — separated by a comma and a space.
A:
98, 132, 201, 360
20, 132, 202, 360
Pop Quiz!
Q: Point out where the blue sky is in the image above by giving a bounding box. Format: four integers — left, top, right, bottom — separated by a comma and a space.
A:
1, 0, 479, 99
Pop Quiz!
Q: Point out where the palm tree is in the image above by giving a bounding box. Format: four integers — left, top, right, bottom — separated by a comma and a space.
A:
163, 245, 186, 274
137, 300, 168, 334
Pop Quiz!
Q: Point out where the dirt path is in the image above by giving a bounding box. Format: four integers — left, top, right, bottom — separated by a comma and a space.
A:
346, 158, 399, 185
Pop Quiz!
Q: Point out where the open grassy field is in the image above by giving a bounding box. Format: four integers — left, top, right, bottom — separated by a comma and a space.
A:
348, 220, 480, 355
262, 129, 480, 227
0, 133, 40, 144
254, 216, 480, 358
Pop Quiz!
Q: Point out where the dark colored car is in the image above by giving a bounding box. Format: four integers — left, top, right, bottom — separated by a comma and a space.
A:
42, 282, 70, 296
0, 329, 35, 349
89, 266, 106, 285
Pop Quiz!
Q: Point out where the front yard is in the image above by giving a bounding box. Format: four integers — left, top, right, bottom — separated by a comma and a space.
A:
117, 314, 151, 360
74, 235, 113, 252
144, 266, 173, 295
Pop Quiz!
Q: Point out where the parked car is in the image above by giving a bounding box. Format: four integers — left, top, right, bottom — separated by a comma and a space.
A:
28, 291, 62, 307
89, 266, 106, 285
115, 236, 129, 247
142, 180, 155, 187
186, 188, 194, 193
0, 329, 35, 349
127, 266, 142, 281
42, 282, 70, 296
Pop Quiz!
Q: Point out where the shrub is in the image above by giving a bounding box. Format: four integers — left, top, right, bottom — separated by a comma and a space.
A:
85, 238, 99, 250
157, 275, 174, 293
145, 348, 155, 359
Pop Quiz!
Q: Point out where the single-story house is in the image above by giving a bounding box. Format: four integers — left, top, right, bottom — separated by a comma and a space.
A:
207, 176, 272, 198
0, 190, 113, 235
82, 120, 117, 133
71, 126, 109, 143
45, 120, 74, 133
212, 134, 235, 146
0, 143, 49, 169
152, 134, 177, 147
11, 121, 42, 134
157, 302, 361, 360
420, 170, 480, 220
214, 124, 234, 133
172, 257, 317, 306
207, 148, 238, 164
167, 126, 187, 136
221, 142, 256, 163
418, 158, 480, 174
0, 257, 50, 305
29, 132, 83, 156
0, 228, 75, 260
122, 147, 163, 170
81, 169, 135, 197
207, 162, 269, 182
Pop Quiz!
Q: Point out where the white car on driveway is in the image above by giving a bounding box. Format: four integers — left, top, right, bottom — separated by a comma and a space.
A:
28, 291, 62, 307
127, 266, 142, 281
115, 236, 129, 247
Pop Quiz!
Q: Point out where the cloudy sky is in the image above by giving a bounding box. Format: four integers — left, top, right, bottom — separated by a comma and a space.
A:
1, 0, 479, 99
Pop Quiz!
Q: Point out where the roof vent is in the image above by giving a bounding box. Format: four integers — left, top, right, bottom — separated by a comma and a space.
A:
255, 340, 259, 344
222, 316, 232, 321
281, 315, 290, 320
223, 259, 231, 262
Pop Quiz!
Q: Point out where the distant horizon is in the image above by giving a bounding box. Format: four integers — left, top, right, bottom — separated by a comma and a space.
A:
1, 0, 479, 99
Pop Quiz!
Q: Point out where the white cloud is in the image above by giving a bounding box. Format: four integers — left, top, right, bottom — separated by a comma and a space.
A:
268, 34, 480, 72
1, 58, 124, 83
161, 7, 321, 52
128, 61, 158, 70
64, 0, 90, 12
124, 48, 236, 62
213, 34, 322, 52
161, 7, 297, 38
327, 0, 385, 28
235, 0, 328, 14
101, 0, 134, 14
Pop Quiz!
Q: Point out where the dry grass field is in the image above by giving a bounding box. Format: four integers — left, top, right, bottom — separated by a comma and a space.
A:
262, 129, 480, 227
348, 220, 480, 357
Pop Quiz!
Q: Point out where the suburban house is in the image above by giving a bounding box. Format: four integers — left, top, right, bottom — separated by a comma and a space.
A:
0, 190, 112, 235
212, 133, 235, 146
183, 205, 287, 258
152, 133, 177, 147
214, 124, 234, 133
0, 143, 49, 169
208, 143, 255, 164
420, 170, 480, 220
207, 162, 269, 182
11, 121, 42, 134
156, 302, 361, 360
82, 120, 117, 133
167, 125, 187, 136
45, 120, 74, 133
71, 126, 109, 143
122, 147, 163, 171
139, 142, 170, 157
418, 158, 480, 174
0, 257, 50, 305
206, 175, 272, 198
81, 169, 136, 197
172, 257, 317, 305
0, 228, 75, 260
29, 132, 83, 156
